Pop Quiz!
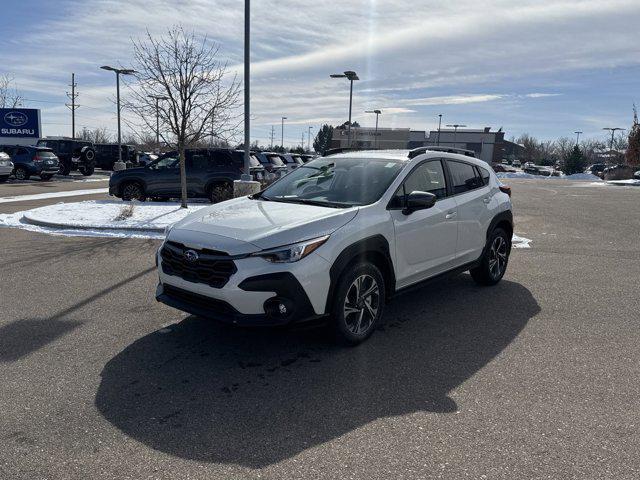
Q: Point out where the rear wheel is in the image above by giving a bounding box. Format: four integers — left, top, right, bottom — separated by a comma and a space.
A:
40, 174, 53, 181
470, 227, 511, 286
331, 262, 385, 345
121, 182, 146, 201
14, 167, 29, 181
80, 166, 94, 176
208, 182, 233, 203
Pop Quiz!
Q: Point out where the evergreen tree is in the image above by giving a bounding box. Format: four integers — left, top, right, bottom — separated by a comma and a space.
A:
564, 145, 587, 175
626, 105, 640, 166
313, 124, 334, 154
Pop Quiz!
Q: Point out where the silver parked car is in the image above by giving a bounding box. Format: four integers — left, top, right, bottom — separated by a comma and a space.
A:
0, 151, 14, 182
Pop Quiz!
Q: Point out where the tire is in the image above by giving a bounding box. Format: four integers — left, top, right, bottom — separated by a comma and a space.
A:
80, 166, 94, 176
121, 182, 146, 201
14, 167, 29, 181
470, 227, 511, 286
331, 262, 385, 345
208, 182, 233, 203
59, 163, 71, 176
40, 174, 53, 181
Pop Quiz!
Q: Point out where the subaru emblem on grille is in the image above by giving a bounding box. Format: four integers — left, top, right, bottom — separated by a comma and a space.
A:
184, 249, 199, 263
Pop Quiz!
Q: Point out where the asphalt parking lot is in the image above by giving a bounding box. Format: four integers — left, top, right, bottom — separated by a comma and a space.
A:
1, 178, 639, 479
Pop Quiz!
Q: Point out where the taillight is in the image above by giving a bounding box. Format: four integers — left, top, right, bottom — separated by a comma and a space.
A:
499, 185, 511, 197
33, 155, 42, 163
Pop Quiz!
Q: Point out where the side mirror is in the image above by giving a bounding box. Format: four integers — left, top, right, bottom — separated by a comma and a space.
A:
403, 191, 437, 215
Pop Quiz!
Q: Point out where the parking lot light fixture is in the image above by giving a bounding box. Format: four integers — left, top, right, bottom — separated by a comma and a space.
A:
331, 70, 359, 147
603, 127, 625, 164
365, 109, 382, 149
574, 131, 583, 146
148, 95, 168, 149
437, 114, 443, 146
446, 124, 467, 148
100, 66, 137, 170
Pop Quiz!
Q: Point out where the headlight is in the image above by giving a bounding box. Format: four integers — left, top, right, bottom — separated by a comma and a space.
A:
251, 235, 329, 263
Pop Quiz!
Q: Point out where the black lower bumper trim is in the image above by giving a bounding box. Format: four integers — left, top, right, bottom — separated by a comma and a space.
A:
156, 283, 318, 327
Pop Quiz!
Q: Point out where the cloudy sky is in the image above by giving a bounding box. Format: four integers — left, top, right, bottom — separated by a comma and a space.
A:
2, 0, 639, 147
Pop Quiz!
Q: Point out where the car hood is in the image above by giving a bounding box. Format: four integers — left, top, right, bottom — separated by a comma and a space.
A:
171, 196, 358, 252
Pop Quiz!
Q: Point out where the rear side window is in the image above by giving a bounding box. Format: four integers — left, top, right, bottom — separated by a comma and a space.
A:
188, 154, 209, 171
479, 166, 490, 185
447, 160, 483, 194
17, 147, 29, 155
36, 150, 56, 158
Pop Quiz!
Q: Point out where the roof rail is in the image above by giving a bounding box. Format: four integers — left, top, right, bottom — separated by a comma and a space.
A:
408, 146, 477, 159
323, 147, 362, 156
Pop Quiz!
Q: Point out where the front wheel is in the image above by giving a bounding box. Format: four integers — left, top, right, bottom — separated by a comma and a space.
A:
121, 182, 146, 201
470, 227, 511, 286
331, 262, 385, 345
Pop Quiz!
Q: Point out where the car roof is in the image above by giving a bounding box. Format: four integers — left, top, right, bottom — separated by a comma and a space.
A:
325, 148, 489, 168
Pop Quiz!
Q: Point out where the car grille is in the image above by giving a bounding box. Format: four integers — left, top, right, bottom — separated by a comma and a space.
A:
160, 241, 237, 288
162, 284, 237, 315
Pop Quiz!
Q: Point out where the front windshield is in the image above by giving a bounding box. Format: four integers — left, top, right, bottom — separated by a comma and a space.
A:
260, 157, 404, 207
267, 155, 285, 166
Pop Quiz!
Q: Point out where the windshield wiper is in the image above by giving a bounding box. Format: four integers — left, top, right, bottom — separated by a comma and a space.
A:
272, 198, 348, 208
250, 191, 271, 201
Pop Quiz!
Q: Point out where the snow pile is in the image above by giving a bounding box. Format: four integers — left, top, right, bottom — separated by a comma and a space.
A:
0, 188, 109, 204
21, 200, 208, 232
512, 234, 531, 249
564, 173, 602, 181
607, 179, 640, 186
496, 172, 539, 179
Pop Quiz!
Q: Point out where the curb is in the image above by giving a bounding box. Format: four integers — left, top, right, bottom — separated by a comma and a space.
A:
21, 212, 165, 233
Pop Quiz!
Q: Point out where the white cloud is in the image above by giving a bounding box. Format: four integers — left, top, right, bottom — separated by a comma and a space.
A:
404, 94, 506, 106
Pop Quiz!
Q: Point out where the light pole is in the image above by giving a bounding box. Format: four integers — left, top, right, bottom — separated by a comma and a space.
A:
330, 70, 359, 147
148, 94, 168, 150
446, 124, 466, 148
574, 131, 583, 146
603, 127, 625, 164
241, 0, 251, 180
365, 109, 382, 149
437, 114, 443, 145
308, 126, 314, 152
281, 116, 287, 150
100, 66, 136, 170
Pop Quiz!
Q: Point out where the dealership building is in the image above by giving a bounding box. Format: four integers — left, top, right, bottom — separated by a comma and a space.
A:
331, 125, 524, 163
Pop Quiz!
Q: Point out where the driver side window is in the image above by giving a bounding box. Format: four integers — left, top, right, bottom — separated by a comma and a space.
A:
391, 160, 448, 207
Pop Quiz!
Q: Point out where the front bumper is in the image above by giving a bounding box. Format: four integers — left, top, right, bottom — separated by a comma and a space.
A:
156, 250, 332, 326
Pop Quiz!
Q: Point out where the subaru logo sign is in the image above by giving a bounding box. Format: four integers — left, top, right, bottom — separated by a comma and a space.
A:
4, 111, 28, 127
184, 249, 199, 263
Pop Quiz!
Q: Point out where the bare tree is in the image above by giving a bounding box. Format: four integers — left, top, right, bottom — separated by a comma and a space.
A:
79, 127, 112, 144
125, 26, 241, 207
0, 74, 23, 108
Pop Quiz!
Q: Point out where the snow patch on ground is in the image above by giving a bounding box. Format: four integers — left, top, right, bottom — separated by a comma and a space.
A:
512, 234, 532, 249
496, 172, 602, 181
607, 179, 640, 186
22, 200, 208, 231
0, 188, 109, 203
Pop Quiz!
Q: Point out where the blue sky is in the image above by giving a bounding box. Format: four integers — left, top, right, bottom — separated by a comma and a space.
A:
2, 0, 639, 147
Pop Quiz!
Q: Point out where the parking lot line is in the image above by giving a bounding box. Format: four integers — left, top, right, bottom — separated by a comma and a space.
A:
0, 188, 109, 204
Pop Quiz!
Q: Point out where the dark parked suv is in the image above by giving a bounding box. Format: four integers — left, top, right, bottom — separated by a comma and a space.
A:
109, 148, 265, 202
94, 143, 138, 170
0, 145, 60, 181
36, 137, 96, 176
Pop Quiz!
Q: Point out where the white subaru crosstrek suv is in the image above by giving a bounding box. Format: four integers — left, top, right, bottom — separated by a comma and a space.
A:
156, 148, 513, 344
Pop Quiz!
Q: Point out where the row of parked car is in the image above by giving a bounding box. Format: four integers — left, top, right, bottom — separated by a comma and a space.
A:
108, 148, 316, 202
585, 163, 640, 180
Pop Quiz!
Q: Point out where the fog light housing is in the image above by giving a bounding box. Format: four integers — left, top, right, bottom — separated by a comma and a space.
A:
264, 297, 294, 319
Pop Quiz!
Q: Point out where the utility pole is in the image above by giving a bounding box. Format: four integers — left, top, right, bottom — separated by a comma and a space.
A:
270, 125, 275, 149
574, 131, 583, 146
281, 116, 287, 149
308, 126, 313, 152
436, 114, 443, 146
65, 73, 79, 139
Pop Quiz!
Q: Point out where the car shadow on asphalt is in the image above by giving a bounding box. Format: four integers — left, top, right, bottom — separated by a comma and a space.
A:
95, 275, 540, 468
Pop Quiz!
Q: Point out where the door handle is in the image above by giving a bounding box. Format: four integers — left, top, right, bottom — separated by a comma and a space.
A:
483, 197, 491, 204
445, 211, 457, 219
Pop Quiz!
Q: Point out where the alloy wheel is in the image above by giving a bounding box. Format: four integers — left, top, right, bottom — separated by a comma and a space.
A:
343, 274, 380, 335
488, 236, 508, 280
